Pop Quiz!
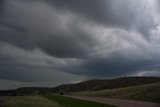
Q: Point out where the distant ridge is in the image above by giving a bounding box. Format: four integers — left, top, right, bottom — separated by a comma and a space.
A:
53, 76, 160, 93
1, 76, 160, 96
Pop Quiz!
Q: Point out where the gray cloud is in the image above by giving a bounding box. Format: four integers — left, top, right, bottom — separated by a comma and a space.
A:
0, 0, 98, 58
0, 44, 86, 82
0, 0, 160, 89
49, 0, 158, 38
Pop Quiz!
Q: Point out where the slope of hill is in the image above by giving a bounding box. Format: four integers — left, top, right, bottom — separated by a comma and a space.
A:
1, 76, 160, 96
53, 76, 160, 93
70, 83, 160, 103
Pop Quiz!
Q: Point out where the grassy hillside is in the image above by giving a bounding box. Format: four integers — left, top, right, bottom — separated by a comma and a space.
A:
2, 76, 160, 96
54, 76, 160, 93
71, 83, 160, 103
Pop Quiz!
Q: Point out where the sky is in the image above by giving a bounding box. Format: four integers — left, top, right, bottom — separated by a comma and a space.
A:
0, 0, 160, 90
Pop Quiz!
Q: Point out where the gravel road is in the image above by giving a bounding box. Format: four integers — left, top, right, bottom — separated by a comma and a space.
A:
66, 95, 160, 107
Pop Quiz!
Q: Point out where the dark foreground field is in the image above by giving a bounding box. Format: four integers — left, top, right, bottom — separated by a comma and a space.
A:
67, 95, 160, 107
0, 95, 116, 107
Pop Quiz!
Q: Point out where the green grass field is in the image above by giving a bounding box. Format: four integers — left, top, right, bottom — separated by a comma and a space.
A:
0, 95, 116, 107
45, 95, 116, 107
71, 83, 160, 103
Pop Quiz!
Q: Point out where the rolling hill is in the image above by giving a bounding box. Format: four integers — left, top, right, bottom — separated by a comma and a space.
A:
1, 76, 160, 96
53, 76, 160, 93
70, 83, 160, 103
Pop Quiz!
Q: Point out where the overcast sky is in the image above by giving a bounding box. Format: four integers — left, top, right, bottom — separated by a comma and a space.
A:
0, 0, 160, 90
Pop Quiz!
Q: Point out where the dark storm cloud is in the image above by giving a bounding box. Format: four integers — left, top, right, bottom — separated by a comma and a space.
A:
0, 44, 85, 82
48, 0, 157, 38
0, 0, 160, 89
81, 58, 158, 78
62, 51, 160, 78
0, 0, 157, 58
0, 0, 4, 13
0, 24, 96, 58
0, 0, 98, 58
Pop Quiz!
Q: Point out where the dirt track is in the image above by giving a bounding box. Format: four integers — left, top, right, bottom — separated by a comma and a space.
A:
66, 95, 160, 107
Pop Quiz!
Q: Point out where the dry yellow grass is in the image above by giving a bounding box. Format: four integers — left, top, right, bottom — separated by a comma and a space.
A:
0, 96, 62, 107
